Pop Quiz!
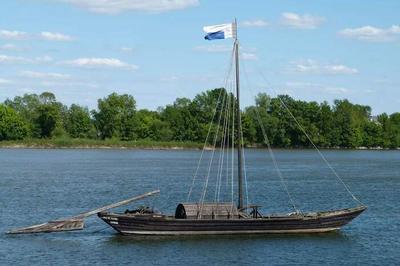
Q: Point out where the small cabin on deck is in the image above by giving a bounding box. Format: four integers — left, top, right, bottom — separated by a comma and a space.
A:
175, 202, 239, 219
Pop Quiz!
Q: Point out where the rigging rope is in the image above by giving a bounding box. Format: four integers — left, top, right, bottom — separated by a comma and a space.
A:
186, 47, 235, 202
199, 88, 228, 215
222, 78, 235, 203
257, 70, 364, 206
231, 77, 236, 208
254, 107, 299, 212
241, 56, 299, 213
225, 79, 234, 199
215, 79, 232, 202
241, 130, 250, 208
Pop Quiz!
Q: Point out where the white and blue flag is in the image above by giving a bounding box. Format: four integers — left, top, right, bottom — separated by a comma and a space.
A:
203, 23, 235, 40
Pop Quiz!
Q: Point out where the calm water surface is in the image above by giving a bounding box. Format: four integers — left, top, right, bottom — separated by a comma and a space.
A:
0, 149, 399, 265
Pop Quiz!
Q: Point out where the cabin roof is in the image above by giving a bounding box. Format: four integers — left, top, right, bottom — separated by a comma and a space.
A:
175, 202, 238, 219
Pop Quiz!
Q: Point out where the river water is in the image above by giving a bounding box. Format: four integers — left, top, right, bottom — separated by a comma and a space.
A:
0, 149, 399, 265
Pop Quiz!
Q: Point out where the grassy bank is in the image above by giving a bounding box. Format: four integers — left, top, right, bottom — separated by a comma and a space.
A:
1, 138, 398, 150
0, 138, 204, 150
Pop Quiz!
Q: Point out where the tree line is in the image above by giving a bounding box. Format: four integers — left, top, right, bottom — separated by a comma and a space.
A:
0, 88, 399, 148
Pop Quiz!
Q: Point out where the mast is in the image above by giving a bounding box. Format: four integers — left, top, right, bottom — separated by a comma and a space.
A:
234, 19, 244, 210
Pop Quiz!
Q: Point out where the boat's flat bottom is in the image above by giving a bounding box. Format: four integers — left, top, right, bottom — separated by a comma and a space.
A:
119, 227, 340, 235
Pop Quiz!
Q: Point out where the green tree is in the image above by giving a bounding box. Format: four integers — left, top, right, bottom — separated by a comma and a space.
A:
267, 96, 296, 147
333, 99, 370, 148
317, 102, 337, 147
362, 122, 383, 147
4, 93, 41, 137
388, 113, 400, 148
0, 104, 28, 140
149, 118, 173, 141
244, 94, 281, 146
39, 92, 57, 105
5, 92, 63, 138
35, 92, 63, 138
65, 104, 93, 138
241, 112, 257, 145
35, 104, 60, 138
161, 98, 201, 141
2, 89, 399, 148
255, 92, 271, 110
192, 88, 228, 125
92, 93, 137, 140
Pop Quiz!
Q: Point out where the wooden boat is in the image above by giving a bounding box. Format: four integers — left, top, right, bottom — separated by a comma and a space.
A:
98, 204, 366, 235
98, 19, 366, 236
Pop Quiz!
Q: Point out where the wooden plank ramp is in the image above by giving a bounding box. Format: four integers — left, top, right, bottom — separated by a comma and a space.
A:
7, 190, 160, 234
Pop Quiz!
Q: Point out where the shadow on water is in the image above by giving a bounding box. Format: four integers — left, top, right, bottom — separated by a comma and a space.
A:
3, 227, 351, 244
105, 230, 350, 245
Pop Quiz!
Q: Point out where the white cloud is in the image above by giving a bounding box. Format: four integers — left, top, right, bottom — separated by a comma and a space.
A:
0, 54, 53, 64
18, 87, 36, 94
62, 57, 138, 70
323, 64, 358, 74
0, 44, 17, 50
339, 25, 400, 42
1, 29, 74, 41
38, 80, 99, 88
119, 46, 134, 53
281, 12, 325, 29
292, 59, 358, 75
0, 30, 29, 40
286, 81, 349, 94
285, 81, 314, 87
0, 54, 31, 64
241, 52, 258, 61
241, 19, 268, 27
324, 87, 349, 94
20, 70, 71, 80
194, 44, 231, 53
161, 75, 179, 82
59, 0, 199, 14
35, 55, 53, 63
0, 78, 12, 85
39, 32, 74, 41
0, 43, 27, 51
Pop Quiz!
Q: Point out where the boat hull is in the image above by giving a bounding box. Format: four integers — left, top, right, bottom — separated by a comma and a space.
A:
97, 206, 366, 235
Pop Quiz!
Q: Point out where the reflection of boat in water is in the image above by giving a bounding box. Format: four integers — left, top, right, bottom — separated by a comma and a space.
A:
98, 19, 366, 235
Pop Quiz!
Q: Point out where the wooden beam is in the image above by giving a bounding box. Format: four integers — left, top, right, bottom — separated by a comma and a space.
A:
7, 190, 160, 234
71, 190, 160, 219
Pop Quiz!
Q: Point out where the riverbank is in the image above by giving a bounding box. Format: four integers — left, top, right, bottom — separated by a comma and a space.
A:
0, 138, 398, 150
0, 138, 204, 150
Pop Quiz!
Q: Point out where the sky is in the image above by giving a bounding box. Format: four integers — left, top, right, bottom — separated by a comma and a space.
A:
0, 0, 399, 115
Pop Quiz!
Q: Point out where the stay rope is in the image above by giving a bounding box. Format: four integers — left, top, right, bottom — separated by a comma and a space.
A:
241, 132, 250, 208
215, 78, 232, 202
258, 71, 364, 206
241, 56, 299, 212
199, 87, 228, 215
186, 47, 235, 202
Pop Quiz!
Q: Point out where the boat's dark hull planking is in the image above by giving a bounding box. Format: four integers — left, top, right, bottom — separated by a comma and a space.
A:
97, 206, 366, 235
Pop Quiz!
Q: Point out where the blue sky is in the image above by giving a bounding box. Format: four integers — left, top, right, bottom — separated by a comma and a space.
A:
0, 0, 399, 114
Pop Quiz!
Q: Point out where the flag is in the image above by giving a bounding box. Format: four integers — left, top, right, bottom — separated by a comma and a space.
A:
203, 23, 235, 40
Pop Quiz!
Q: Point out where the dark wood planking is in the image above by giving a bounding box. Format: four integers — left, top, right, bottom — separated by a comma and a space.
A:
98, 206, 366, 235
